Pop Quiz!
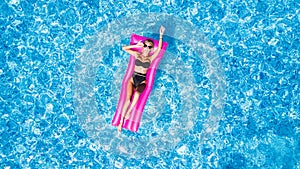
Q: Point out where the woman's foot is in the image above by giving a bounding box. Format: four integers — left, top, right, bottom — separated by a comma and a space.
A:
118, 124, 122, 132
118, 118, 124, 132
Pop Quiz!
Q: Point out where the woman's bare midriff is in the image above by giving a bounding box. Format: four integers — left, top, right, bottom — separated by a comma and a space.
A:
134, 66, 148, 74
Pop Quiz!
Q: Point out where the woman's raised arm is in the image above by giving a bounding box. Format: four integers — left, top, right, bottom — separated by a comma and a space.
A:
151, 26, 165, 61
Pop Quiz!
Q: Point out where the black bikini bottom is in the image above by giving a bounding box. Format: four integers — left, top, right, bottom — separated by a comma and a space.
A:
132, 72, 147, 93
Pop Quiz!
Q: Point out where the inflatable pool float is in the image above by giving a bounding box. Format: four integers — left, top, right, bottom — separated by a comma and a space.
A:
112, 34, 168, 132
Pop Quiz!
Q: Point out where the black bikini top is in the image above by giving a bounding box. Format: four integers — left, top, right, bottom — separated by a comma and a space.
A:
135, 59, 151, 68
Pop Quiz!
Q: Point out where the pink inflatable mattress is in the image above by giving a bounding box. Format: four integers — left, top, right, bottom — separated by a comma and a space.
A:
112, 34, 168, 132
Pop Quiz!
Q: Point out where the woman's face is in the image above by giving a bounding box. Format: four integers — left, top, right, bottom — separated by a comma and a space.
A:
142, 41, 154, 54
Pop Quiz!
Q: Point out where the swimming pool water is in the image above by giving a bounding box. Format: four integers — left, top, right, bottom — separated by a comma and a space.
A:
1, 0, 299, 168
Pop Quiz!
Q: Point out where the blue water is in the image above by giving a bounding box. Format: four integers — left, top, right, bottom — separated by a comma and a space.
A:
1, 0, 299, 168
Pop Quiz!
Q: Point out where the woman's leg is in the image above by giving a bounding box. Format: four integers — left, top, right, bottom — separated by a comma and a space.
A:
124, 92, 140, 119
118, 79, 134, 132
124, 82, 146, 119
121, 80, 133, 118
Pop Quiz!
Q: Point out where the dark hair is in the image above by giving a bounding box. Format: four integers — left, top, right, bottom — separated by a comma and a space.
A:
144, 39, 154, 46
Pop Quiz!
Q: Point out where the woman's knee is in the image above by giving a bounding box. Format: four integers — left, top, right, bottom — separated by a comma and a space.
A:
126, 92, 133, 100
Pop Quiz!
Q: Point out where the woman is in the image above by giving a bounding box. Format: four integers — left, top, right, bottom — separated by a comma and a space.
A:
118, 26, 165, 132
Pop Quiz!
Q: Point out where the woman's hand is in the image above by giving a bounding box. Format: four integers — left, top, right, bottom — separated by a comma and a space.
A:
136, 40, 144, 47
160, 26, 165, 36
